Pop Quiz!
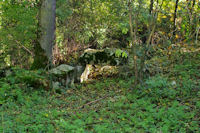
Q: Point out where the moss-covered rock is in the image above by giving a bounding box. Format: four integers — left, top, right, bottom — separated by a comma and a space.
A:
49, 64, 74, 76
80, 64, 118, 83
79, 48, 128, 66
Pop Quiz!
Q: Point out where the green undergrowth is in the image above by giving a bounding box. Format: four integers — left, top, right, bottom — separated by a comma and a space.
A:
0, 67, 199, 132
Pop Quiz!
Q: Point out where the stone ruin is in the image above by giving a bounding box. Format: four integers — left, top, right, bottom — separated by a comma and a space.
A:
49, 48, 128, 89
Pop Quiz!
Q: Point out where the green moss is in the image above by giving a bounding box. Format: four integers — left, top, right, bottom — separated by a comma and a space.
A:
31, 42, 48, 70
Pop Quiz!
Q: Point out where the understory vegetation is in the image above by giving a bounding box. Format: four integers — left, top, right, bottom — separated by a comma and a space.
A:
0, 53, 199, 132
0, 0, 200, 132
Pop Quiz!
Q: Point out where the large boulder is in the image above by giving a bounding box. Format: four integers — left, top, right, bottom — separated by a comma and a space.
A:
79, 48, 128, 83
49, 64, 75, 89
49, 64, 85, 89
80, 64, 93, 83
80, 64, 119, 83
79, 48, 128, 66
49, 64, 74, 76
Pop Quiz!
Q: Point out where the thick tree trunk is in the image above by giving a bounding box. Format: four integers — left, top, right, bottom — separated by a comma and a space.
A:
31, 40, 49, 69
32, 0, 56, 69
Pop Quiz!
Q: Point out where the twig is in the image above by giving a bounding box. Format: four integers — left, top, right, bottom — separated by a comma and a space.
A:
196, 26, 200, 44
86, 121, 104, 126
77, 95, 109, 109
15, 40, 34, 56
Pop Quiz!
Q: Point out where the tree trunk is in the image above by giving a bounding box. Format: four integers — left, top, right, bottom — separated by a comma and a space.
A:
173, 0, 179, 36
32, 0, 56, 69
189, 0, 196, 36
149, 0, 154, 14
128, 0, 138, 86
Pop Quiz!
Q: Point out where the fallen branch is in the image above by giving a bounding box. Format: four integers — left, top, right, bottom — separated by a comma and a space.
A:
15, 40, 34, 56
77, 95, 109, 109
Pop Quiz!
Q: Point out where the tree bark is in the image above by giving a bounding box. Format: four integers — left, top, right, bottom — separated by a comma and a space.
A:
32, 0, 56, 69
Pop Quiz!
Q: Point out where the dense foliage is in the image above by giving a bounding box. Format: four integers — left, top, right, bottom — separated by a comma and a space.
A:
0, 0, 38, 68
1, 0, 199, 67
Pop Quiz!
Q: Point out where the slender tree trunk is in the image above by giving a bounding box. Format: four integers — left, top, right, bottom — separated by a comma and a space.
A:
32, 0, 56, 69
149, 0, 154, 14
140, 0, 161, 81
189, 0, 196, 22
139, 0, 153, 80
128, 0, 138, 86
173, 0, 179, 36
192, 0, 196, 11
190, 0, 196, 36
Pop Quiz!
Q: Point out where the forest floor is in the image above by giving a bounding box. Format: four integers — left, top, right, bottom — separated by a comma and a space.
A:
0, 73, 199, 132
0, 48, 200, 132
